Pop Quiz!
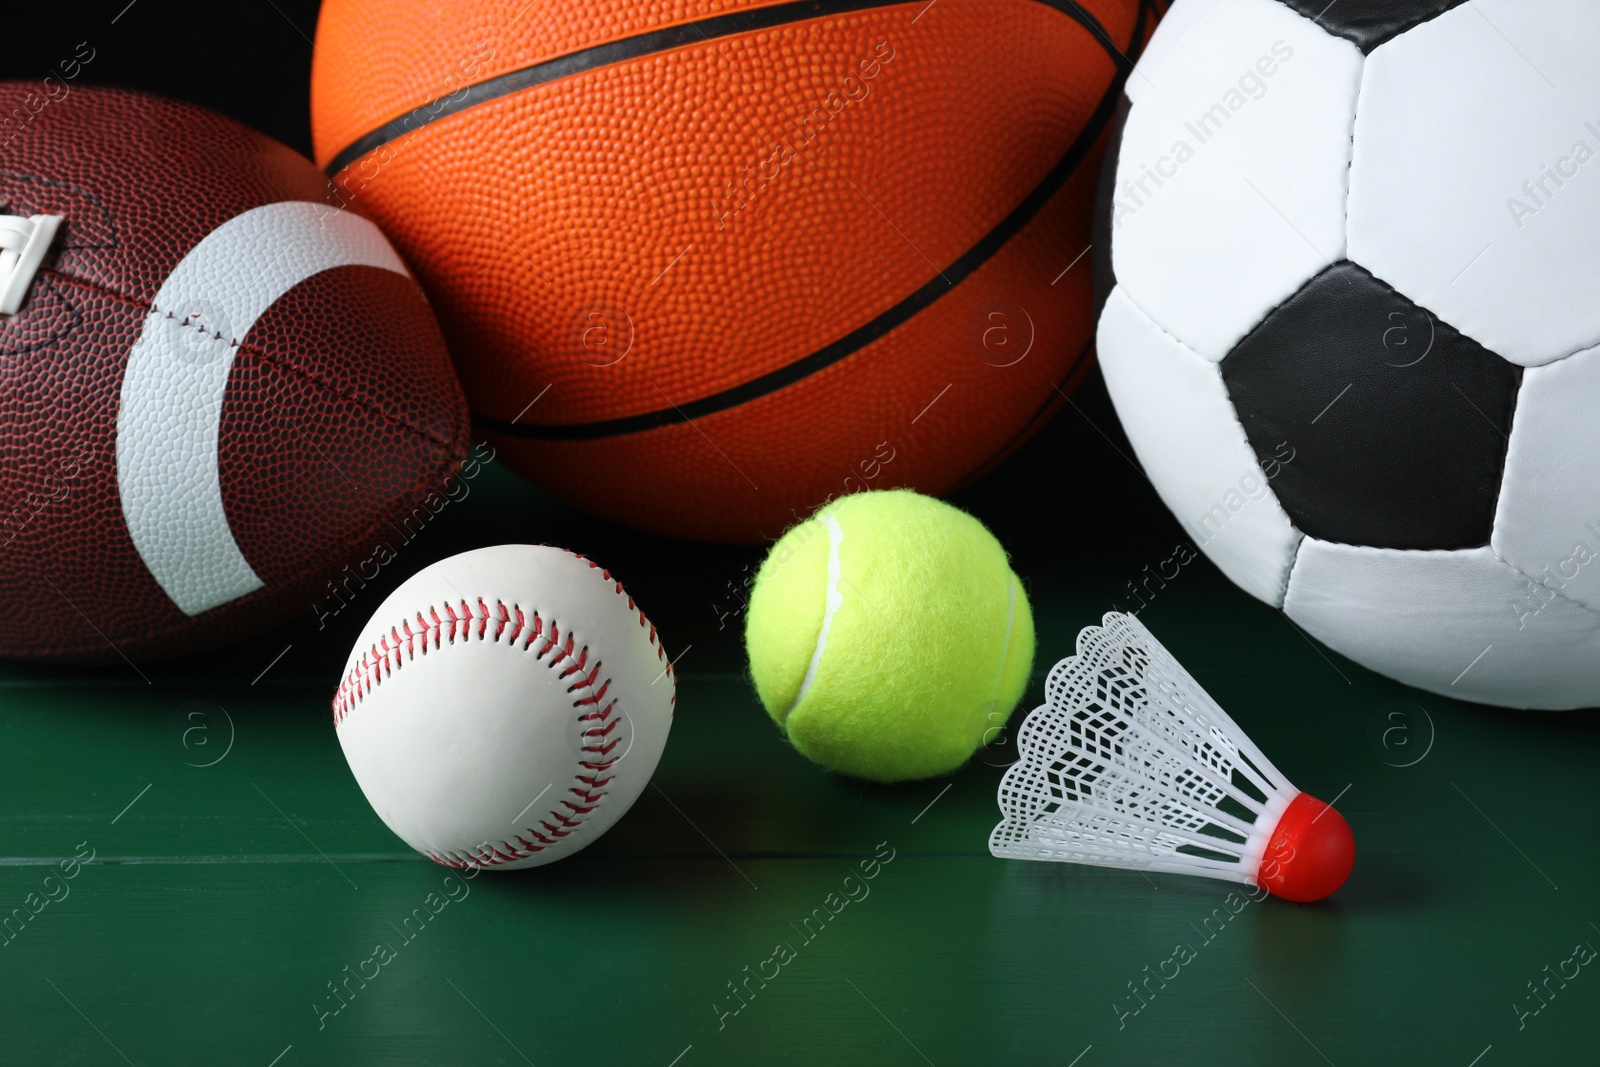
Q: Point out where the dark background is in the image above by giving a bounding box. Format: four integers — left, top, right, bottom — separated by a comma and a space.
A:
6, 1, 325, 157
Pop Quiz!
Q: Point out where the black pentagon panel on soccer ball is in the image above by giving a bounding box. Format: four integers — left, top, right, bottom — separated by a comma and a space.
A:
1220, 262, 1521, 550
1273, 0, 1469, 53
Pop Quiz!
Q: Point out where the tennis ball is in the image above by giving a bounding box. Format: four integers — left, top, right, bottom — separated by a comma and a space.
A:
745, 489, 1034, 783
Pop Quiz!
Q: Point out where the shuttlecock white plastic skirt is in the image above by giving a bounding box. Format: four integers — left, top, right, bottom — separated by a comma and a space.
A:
991, 612, 1301, 886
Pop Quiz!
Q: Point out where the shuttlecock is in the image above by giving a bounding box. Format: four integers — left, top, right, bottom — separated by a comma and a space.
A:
990, 612, 1354, 902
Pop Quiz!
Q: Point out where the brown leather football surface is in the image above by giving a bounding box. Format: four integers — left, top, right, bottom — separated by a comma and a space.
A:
0, 83, 469, 663
313, 0, 1155, 542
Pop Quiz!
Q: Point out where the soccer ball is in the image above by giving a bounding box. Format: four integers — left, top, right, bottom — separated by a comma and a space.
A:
1095, 0, 1600, 709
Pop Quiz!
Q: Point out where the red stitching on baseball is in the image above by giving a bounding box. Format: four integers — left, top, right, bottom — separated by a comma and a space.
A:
332, 550, 671, 868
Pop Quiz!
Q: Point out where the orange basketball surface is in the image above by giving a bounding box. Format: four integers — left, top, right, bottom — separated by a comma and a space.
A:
312, 0, 1155, 542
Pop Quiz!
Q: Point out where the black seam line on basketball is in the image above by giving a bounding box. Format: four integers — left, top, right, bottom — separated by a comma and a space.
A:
325, 0, 1123, 176
475, 1, 1150, 442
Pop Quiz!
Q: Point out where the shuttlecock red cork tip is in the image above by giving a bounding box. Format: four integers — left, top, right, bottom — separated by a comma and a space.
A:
1255, 792, 1355, 903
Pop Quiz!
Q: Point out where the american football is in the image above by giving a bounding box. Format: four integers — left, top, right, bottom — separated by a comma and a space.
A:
0, 82, 468, 662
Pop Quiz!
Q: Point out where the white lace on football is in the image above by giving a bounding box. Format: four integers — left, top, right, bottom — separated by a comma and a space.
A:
0, 213, 62, 316
990, 612, 1298, 885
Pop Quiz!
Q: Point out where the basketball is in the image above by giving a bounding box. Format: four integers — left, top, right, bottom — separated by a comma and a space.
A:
312, 0, 1154, 541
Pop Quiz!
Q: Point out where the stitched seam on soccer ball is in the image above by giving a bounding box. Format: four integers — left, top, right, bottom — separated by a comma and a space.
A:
331, 556, 673, 865
1111, 286, 1308, 600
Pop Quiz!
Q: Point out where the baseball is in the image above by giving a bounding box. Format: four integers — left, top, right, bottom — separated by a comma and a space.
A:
331, 545, 675, 870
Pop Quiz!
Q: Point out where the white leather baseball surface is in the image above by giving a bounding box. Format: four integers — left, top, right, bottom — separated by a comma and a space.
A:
332, 544, 675, 870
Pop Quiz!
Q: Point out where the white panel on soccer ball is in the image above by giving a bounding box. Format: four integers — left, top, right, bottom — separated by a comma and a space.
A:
1109, 0, 1362, 361
1098, 287, 1301, 606
1284, 541, 1600, 710
1492, 342, 1600, 611
1349, 0, 1600, 367
1124, 0, 1235, 106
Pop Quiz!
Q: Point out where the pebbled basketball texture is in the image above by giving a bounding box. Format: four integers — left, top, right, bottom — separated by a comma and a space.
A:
0, 83, 469, 663
312, 0, 1157, 542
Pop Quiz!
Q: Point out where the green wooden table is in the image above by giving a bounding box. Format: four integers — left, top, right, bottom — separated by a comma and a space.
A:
3, 378, 1595, 1065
